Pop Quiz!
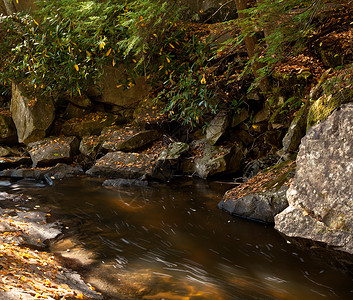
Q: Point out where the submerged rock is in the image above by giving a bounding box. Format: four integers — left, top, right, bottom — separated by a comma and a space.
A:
103, 178, 148, 188
275, 103, 353, 255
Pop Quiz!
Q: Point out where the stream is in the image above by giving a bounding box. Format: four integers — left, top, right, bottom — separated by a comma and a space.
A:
1, 177, 352, 299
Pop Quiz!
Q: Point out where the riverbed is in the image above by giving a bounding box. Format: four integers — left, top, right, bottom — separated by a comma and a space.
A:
1, 177, 352, 299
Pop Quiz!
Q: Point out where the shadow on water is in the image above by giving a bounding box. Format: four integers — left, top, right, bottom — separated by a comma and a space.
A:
1, 177, 353, 299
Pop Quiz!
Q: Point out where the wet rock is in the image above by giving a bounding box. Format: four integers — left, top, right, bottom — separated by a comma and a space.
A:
218, 185, 289, 223
0, 108, 17, 144
79, 135, 101, 158
10, 83, 55, 144
152, 142, 189, 181
190, 140, 244, 179
61, 112, 118, 137
0, 207, 60, 247
28, 136, 79, 167
103, 178, 148, 188
275, 103, 353, 254
86, 151, 155, 179
0, 156, 32, 170
0, 163, 84, 181
100, 126, 161, 152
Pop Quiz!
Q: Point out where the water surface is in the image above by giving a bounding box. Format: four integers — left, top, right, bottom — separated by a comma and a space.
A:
1, 177, 352, 299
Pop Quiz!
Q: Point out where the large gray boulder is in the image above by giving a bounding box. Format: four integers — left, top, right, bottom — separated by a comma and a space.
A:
10, 84, 55, 144
28, 136, 79, 167
275, 103, 353, 254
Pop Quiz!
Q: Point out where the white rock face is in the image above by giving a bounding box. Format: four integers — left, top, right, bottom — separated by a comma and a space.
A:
275, 103, 353, 254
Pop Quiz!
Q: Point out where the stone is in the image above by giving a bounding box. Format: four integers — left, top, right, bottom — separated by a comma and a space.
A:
0, 146, 11, 157
0, 207, 60, 247
86, 151, 155, 179
190, 140, 244, 179
0, 108, 17, 144
28, 136, 79, 167
218, 186, 289, 223
275, 103, 353, 254
67, 95, 93, 109
206, 110, 229, 145
152, 142, 189, 181
79, 136, 101, 158
253, 107, 270, 123
95, 65, 151, 109
63, 102, 89, 119
282, 101, 311, 153
61, 112, 117, 137
10, 83, 55, 144
0, 156, 32, 170
100, 126, 161, 152
0, 163, 84, 181
231, 108, 249, 128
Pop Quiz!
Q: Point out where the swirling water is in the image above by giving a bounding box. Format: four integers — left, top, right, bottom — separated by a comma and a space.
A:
1, 177, 352, 299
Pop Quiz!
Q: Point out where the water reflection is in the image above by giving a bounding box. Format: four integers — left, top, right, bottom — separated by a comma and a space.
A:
1, 177, 352, 299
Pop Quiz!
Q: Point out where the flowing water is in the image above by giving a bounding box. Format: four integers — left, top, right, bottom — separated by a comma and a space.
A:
1, 177, 352, 299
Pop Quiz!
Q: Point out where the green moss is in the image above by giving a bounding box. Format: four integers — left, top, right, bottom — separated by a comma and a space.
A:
306, 88, 353, 130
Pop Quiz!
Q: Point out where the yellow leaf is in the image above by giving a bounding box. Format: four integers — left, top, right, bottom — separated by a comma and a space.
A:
33, 19, 39, 26
77, 293, 84, 299
252, 124, 259, 129
200, 74, 206, 84
116, 84, 123, 88
166, 57, 170, 63
112, 59, 116, 67
74, 64, 79, 71
169, 43, 175, 49
106, 48, 112, 56
77, 87, 81, 96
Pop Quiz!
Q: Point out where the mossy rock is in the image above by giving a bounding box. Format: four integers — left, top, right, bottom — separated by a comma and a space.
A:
307, 81, 353, 130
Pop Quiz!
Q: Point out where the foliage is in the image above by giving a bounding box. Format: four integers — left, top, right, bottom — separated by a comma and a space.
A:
223, 0, 324, 82
0, 0, 219, 126
0, 0, 182, 96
